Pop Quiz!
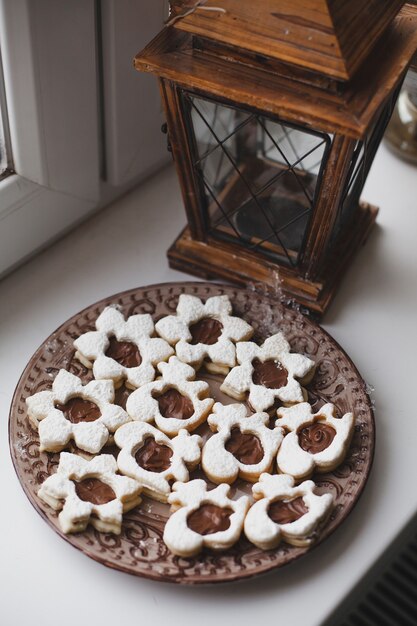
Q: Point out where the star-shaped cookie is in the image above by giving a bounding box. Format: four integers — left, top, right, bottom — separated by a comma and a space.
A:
26, 369, 130, 453
74, 306, 173, 388
155, 294, 253, 374
38, 452, 142, 534
221, 333, 315, 412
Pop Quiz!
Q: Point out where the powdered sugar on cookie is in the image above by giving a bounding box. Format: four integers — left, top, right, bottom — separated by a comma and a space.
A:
202, 402, 284, 483
155, 294, 253, 374
26, 369, 130, 453
38, 452, 142, 534
276, 402, 355, 479
244, 473, 333, 549
74, 306, 173, 388
164, 479, 250, 557
221, 332, 314, 411
115, 422, 202, 502
126, 356, 214, 436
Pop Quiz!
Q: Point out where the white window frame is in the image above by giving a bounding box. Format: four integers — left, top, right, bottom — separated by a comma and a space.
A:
0, 48, 11, 177
0, 0, 169, 277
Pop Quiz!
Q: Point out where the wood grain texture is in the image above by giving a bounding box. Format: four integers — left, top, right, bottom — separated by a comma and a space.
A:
134, 4, 416, 316
159, 79, 207, 241
136, 5, 417, 138
328, 0, 405, 77
167, 199, 377, 317
174, 0, 405, 80
300, 135, 355, 278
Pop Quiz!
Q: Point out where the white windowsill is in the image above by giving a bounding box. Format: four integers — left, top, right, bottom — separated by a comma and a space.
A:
1, 147, 417, 625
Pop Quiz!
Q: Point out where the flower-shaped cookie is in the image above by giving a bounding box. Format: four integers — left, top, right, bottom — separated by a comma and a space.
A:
38, 452, 142, 534
155, 294, 254, 374
244, 474, 333, 549
221, 333, 315, 412
74, 306, 174, 388
202, 403, 284, 484
163, 479, 250, 557
126, 356, 214, 436
114, 422, 202, 502
26, 369, 130, 453
276, 402, 355, 480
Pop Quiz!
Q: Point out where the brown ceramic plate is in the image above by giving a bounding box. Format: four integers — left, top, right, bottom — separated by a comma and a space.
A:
9, 282, 374, 584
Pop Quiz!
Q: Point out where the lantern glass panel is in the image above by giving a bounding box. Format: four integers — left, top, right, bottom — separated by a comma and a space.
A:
186, 93, 331, 267
331, 140, 365, 242
330, 89, 400, 246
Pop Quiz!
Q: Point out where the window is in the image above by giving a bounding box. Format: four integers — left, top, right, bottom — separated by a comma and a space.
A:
0, 0, 169, 276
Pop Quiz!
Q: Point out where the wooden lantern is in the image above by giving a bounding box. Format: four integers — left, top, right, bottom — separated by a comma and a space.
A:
135, 1, 417, 316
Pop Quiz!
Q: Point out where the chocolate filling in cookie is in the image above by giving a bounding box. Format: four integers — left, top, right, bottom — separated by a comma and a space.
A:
156, 388, 194, 420
252, 359, 288, 389
135, 437, 173, 472
268, 497, 308, 524
189, 318, 223, 345
105, 336, 142, 367
298, 422, 336, 453
225, 427, 263, 465
187, 504, 233, 535
55, 397, 101, 423
74, 477, 116, 505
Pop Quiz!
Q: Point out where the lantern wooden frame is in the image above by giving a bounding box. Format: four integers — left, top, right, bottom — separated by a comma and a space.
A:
135, 2, 417, 316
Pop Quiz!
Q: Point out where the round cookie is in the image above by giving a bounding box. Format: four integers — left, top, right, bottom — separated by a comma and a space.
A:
163, 479, 250, 557
244, 473, 333, 549
202, 402, 284, 484
26, 369, 130, 454
73, 306, 173, 389
126, 356, 214, 436
38, 452, 142, 534
276, 402, 355, 480
155, 294, 254, 374
221, 333, 315, 412
114, 422, 202, 502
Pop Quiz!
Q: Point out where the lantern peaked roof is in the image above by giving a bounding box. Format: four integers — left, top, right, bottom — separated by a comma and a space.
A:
135, 4, 417, 139
172, 0, 406, 81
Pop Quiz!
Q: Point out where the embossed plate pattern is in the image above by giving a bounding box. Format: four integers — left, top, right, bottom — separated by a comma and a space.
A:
9, 282, 374, 584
